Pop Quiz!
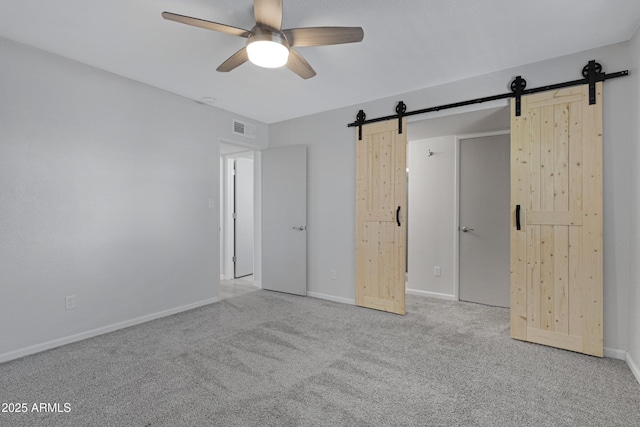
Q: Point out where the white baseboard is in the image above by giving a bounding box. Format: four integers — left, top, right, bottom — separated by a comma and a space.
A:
307, 291, 355, 305
406, 288, 457, 301
0, 297, 220, 364
627, 352, 640, 385
253, 280, 262, 289
603, 347, 627, 360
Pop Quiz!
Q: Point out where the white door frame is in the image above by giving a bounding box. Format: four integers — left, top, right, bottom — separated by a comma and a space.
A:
218, 140, 263, 292
454, 129, 510, 301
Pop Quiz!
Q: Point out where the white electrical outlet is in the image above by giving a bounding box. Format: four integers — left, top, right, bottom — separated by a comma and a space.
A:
330, 270, 337, 280
65, 295, 76, 311
434, 266, 441, 277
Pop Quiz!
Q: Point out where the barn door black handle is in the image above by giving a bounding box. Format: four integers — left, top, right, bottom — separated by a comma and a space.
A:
396, 206, 401, 227
516, 205, 521, 230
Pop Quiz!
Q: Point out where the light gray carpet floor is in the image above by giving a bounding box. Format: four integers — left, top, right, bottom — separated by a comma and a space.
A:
1, 291, 639, 426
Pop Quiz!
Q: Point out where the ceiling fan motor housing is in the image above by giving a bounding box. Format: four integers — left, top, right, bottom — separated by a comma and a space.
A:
248, 27, 289, 48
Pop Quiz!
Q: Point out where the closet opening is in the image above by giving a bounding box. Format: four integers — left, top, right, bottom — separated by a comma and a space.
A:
406, 106, 510, 306
219, 142, 260, 300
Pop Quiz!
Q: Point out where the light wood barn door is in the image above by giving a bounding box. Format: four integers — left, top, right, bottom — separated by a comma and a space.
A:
511, 83, 603, 357
356, 119, 407, 315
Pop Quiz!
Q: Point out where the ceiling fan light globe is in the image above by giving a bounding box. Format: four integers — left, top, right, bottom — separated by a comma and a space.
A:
247, 40, 289, 68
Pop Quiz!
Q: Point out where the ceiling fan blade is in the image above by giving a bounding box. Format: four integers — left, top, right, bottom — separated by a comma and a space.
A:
162, 12, 252, 38
216, 47, 249, 72
254, 0, 283, 30
283, 27, 364, 47
286, 49, 316, 79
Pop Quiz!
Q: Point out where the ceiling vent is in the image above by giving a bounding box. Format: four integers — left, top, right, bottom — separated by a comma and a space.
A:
233, 120, 256, 139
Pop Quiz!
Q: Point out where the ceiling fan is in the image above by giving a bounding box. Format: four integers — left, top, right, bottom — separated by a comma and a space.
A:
162, 0, 364, 79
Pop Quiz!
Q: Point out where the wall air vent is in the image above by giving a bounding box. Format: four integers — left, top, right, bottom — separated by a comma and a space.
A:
232, 120, 256, 139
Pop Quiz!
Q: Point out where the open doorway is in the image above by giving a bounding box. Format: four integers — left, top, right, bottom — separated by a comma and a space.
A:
406, 106, 511, 305
219, 142, 260, 300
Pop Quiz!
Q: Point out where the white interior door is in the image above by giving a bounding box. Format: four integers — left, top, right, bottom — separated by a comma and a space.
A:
234, 158, 254, 278
459, 133, 510, 307
262, 145, 307, 296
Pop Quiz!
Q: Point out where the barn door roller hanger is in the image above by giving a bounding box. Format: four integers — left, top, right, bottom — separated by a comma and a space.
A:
348, 60, 628, 140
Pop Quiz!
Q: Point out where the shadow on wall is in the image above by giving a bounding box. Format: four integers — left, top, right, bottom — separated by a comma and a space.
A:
408, 106, 510, 140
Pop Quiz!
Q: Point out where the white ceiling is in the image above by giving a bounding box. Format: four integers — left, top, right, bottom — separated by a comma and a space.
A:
1, 1, 639, 124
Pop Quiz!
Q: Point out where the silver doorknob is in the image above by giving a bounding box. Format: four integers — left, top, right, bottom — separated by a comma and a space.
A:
461, 226, 474, 232
292, 226, 307, 231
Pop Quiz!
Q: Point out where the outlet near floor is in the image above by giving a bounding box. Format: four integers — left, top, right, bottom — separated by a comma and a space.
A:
330, 270, 337, 280
65, 295, 76, 310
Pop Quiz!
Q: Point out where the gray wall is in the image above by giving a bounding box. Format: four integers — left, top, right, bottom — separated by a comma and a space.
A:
0, 37, 267, 360
407, 135, 456, 298
269, 109, 357, 302
269, 41, 634, 354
